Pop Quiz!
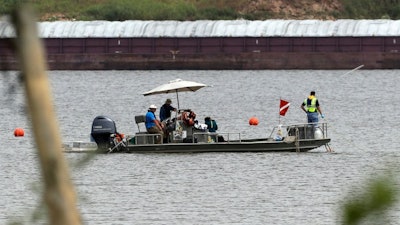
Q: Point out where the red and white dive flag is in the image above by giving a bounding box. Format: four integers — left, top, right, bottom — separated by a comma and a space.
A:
279, 99, 290, 116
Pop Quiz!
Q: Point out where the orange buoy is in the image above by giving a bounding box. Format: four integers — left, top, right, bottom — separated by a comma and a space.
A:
249, 117, 259, 126
14, 128, 25, 137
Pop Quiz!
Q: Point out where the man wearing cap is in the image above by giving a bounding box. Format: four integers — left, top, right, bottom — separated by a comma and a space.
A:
159, 98, 177, 122
145, 104, 164, 144
301, 91, 325, 126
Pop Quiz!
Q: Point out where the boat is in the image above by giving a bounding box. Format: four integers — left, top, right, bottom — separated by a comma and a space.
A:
63, 79, 331, 153
63, 114, 331, 153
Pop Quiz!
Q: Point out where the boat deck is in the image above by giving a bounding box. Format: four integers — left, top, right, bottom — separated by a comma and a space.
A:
64, 123, 331, 153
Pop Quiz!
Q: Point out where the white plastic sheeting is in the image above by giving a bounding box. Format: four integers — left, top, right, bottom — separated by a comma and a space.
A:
1, 19, 400, 38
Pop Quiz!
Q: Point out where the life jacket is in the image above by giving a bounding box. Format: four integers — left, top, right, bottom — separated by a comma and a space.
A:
304, 97, 318, 112
182, 111, 196, 126
115, 132, 124, 142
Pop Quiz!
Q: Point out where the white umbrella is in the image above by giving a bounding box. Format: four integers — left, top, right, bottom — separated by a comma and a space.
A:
143, 78, 207, 109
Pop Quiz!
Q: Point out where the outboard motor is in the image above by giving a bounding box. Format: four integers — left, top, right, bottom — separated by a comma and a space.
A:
90, 116, 117, 151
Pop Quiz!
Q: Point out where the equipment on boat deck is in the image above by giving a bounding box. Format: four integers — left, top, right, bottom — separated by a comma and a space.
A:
314, 127, 324, 139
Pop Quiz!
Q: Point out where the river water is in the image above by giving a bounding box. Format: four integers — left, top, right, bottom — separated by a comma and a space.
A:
0, 69, 399, 224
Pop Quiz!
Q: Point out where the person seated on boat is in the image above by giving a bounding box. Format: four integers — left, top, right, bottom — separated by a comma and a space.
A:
204, 117, 218, 132
159, 98, 177, 122
204, 116, 221, 142
145, 104, 164, 144
181, 109, 197, 126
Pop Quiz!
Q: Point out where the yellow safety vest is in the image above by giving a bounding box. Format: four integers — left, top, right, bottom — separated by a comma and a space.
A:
304, 98, 317, 112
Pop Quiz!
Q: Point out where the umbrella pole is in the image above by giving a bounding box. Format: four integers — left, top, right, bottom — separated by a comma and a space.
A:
176, 90, 180, 109
174, 90, 181, 142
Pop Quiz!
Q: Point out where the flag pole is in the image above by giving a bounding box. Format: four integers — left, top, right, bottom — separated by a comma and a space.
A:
278, 98, 281, 125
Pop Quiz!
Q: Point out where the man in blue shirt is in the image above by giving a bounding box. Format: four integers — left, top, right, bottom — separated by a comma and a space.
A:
145, 104, 164, 144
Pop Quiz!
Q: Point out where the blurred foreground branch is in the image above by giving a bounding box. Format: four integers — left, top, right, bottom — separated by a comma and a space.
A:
342, 175, 397, 225
11, 5, 82, 225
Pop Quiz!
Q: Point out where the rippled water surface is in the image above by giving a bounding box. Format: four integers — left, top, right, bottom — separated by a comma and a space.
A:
1, 70, 400, 224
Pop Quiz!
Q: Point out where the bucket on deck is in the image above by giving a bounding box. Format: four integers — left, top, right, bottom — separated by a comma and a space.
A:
314, 127, 324, 139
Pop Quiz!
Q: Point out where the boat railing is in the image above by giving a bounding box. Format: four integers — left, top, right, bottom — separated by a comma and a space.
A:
192, 132, 241, 143
127, 133, 163, 145
221, 132, 241, 143
268, 122, 329, 140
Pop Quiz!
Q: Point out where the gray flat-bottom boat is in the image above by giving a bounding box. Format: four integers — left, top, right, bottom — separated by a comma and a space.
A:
63, 116, 332, 153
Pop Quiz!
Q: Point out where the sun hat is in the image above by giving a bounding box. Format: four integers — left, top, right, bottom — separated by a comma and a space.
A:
165, 98, 172, 104
149, 104, 157, 109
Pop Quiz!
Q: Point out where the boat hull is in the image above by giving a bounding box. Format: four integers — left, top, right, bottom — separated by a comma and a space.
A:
64, 119, 332, 154
114, 138, 331, 153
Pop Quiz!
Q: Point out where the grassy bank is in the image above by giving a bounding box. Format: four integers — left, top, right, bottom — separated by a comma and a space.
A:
1, 0, 399, 21
342, 0, 400, 19
0, 0, 247, 21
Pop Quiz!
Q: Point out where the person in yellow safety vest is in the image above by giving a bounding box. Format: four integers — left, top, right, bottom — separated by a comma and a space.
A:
300, 91, 325, 126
